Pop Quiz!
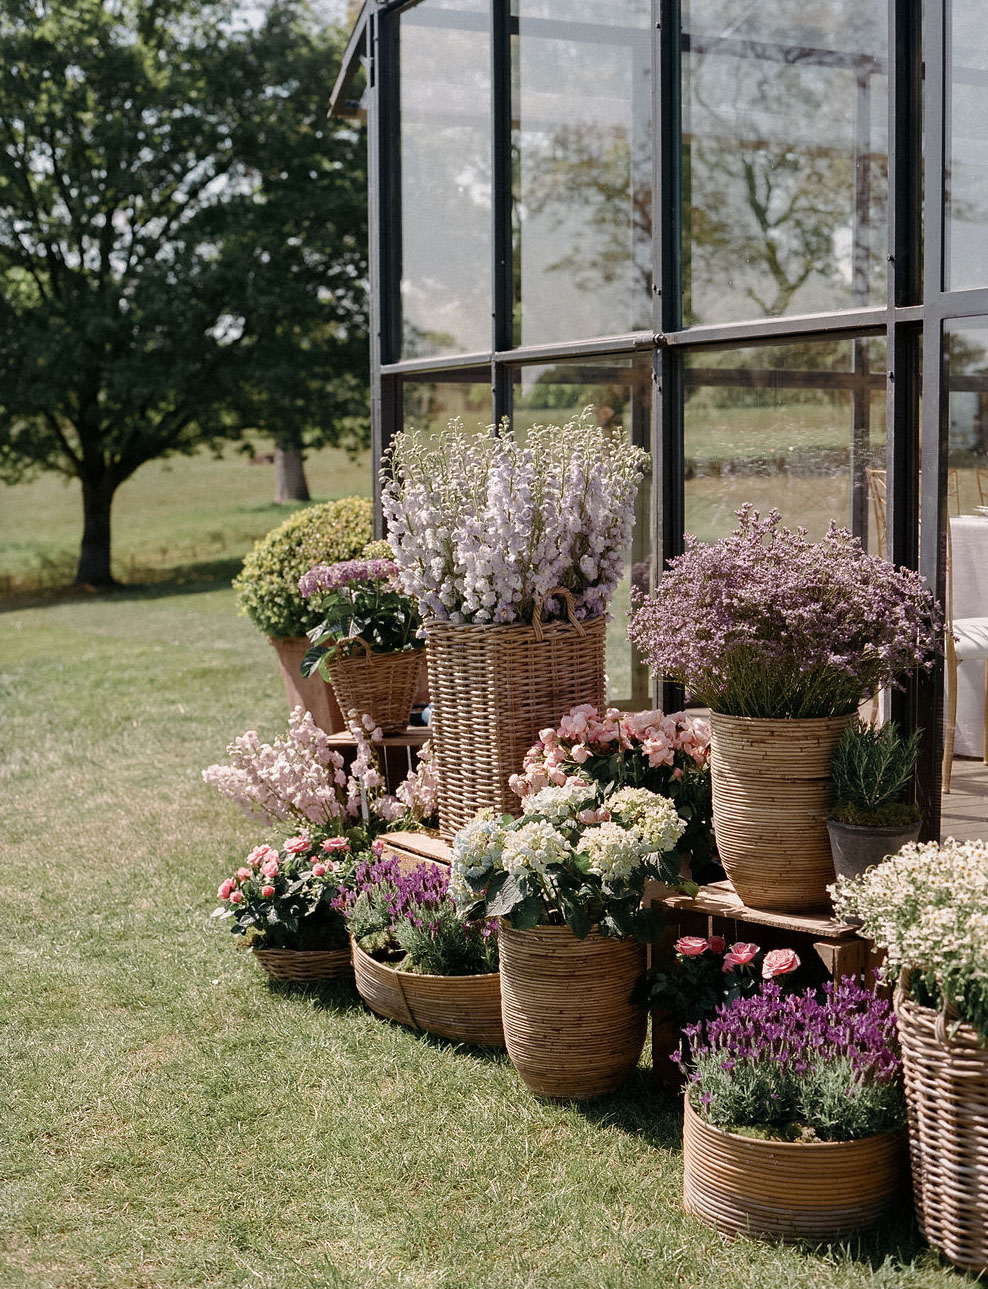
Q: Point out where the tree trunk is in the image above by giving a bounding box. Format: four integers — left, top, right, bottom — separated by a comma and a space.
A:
274, 444, 311, 503
75, 471, 118, 587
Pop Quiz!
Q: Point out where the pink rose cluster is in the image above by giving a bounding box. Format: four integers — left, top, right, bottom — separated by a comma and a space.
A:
214, 834, 351, 916
509, 704, 710, 798
673, 935, 801, 978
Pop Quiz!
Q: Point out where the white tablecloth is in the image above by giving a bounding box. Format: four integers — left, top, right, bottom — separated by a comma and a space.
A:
949, 515, 988, 757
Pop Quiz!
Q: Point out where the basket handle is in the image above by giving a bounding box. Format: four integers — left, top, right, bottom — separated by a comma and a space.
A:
326, 634, 373, 662
532, 586, 585, 643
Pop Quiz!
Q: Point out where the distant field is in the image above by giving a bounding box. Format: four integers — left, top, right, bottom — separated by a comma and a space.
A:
0, 444, 372, 592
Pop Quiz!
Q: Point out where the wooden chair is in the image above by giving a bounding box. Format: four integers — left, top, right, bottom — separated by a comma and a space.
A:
942, 521, 988, 792
977, 466, 988, 507
866, 467, 961, 557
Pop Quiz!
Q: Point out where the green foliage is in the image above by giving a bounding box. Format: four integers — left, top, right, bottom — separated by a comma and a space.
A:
232, 496, 373, 638
0, 0, 368, 585
830, 720, 921, 827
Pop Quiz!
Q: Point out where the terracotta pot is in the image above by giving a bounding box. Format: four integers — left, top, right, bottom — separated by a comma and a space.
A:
269, 635, 344, 734
351, 940, 504, 1047
709, 712, 853, 912
497, 924, 647, 1100
682, 1097, 907, 1242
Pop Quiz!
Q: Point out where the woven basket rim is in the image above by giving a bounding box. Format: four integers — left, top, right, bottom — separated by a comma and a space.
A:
709, 711, 856, 728
683, 1095, 905, 1152
350, 939, 498, 982
252, 945, 350, 958
895, 973, 988, 1051
424, 613, 605, 638
497, 922, 634, 943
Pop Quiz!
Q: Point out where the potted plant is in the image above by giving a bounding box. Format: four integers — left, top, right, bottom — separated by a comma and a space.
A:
453, 780, 690, 1099
681, 976, 907, 1242
341, 852, 503, 1046
382, 410, 648, 839
628, 506, 940, 911
509, 704, 716, 882
647, 935, 801, 1086
212, 834, 356, 981
297, 555, 425, 733
232, 497, 373, 733
832, 839, 988, 1272
826, 719, 922, 889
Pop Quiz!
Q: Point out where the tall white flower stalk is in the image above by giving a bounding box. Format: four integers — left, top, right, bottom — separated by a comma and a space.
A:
381, 409, 648, 626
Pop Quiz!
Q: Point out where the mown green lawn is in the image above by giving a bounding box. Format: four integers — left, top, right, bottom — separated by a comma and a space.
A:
0, 453, 972, 1288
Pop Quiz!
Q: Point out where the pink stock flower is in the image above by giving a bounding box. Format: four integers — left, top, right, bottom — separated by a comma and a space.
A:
260, 885, 275, 899
322, 836, 350, 852
311, 863, 327, 877
261, 858, 279, 878
229, 890, 243, 904
674, 936, 710, 958
762, 948, 801, 979
707, 935, 726, 954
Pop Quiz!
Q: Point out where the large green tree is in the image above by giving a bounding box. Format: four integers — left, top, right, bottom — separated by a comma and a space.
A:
0, 0, 368, 586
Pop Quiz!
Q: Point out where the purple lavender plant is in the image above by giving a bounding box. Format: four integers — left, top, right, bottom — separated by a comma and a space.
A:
628, 506, 941, 718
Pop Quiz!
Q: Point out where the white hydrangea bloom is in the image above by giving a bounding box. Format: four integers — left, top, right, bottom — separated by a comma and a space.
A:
521, 780, 597, 826
606, 786, 685, 853
450, 812, 505, 905
576, 821, 643, 883
500, 820, 570, 876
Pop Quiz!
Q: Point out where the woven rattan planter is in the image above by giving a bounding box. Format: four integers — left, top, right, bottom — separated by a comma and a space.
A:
252, 945, 353, 983
895, 974, 988, 1272
709, 712, 853, 912
426, 595, 606, 839
326, 640, 425, 734
351, 940, 504, 1046
497, 924, 646, 1100
682, 1097, 906, 1242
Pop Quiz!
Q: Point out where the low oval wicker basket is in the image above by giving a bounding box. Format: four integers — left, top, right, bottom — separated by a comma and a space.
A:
497, 924, 647, 1100
326, 638, 425, 734
682, 1097, 907, 1242
351, 940, 504, 1047
895, 972, 988, 1272
252, 945, 353, 983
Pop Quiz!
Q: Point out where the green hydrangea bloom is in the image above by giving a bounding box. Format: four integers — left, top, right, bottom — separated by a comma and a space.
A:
233, 497, 373, 639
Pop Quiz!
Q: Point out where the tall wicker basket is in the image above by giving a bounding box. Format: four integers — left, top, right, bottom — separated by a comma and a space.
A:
325, 637, 425, 734
426, 590, 606, 840
709, 712, 852, 912
895, 972, 988, 1272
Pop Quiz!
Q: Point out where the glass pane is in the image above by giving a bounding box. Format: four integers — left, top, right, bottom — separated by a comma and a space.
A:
512, 1, 653, 347
684, 336, 886, 552
682, 2, 888, 325
400, 0, 491, 359
945, 0, 988, 291
511, 356, 652, 705
402, 374, 492, 436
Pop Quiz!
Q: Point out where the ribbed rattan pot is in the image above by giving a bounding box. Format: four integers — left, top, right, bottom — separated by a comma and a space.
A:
252, 945, 353, 983
352, 940, 504, 1046
709, 712, 853, 912
895, 973, 988, 1272
682, 1097, 907, 1242
426, 588, 606, 841
326, 637, 425, 734
497, 924, 647, 1100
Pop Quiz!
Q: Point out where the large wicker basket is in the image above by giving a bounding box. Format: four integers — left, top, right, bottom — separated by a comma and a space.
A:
682, 1098, 906, 1241
709, 712, 853, 912
426, 589, 606, 840
326, 637, 425, 734
351, 940, 504, 1046
895, 972, 988, 1272
497, 924, 647, 1100
252, 945, 353, 983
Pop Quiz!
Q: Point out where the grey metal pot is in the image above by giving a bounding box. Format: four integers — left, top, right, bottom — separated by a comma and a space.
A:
826, 819, 922, 924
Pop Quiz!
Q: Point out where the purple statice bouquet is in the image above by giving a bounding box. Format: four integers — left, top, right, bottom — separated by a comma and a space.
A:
341, 854, 498, 976
297, 556, 423, 675
380, 409, 648, 625
682, 976, 905, 1142
628, 506, 941, 718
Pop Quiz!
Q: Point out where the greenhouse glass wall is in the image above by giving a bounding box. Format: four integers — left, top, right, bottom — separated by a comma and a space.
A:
332, 0, 988, 838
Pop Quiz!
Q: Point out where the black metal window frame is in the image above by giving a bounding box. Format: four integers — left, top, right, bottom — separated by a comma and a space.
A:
351, 0, 976, 838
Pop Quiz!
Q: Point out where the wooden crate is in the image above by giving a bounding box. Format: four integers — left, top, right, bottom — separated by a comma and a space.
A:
378, 829, 451, 872
325, 725, 429, 796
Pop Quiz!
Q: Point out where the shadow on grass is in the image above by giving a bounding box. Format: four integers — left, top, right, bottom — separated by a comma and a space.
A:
0, 556, 244, 614
265, 977, 365, 1013
572, 1068, 683, 1150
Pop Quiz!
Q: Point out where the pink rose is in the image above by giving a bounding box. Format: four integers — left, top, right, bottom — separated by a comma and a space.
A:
671, 767, 684, 780
570, 743, 591, 764
548, 766, 567, 786
707, 935, 726, 955
261, 859, 279, 878
217, 879, 234, 900
674, 936, 709, 958
577, 808, 598, 826
311, 863, 327, 877
322, 836, 350, 852
762, 948, 801, 979
260, 885, 275, 898
247, 845, 272, 868
236, 867, 251, 881
284, 835, 311, 854
727, 942, 759, 965
229, 890, 243, 904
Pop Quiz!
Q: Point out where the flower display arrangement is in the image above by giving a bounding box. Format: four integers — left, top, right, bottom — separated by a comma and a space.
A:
628, 505, 941, 720
831, 838, 988, 1039
212, 835, 354, 952
381, 410, 648, 625
649, 934, 801, 1027
342, 853, 498, 977
298, 556, 423, 672
233, 498, 373, 641
452, 780, 690, 940
509, 704, 716, 879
